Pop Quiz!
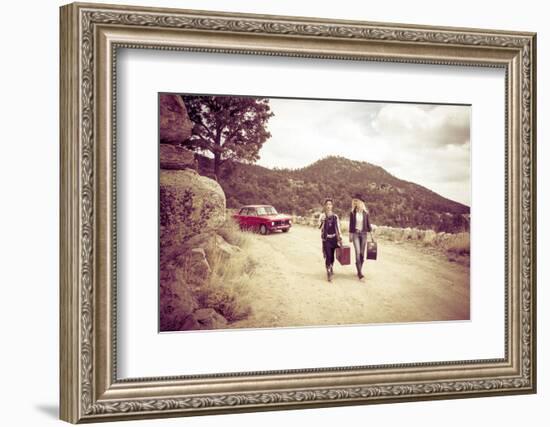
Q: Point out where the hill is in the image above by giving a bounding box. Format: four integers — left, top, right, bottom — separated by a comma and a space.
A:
197, 155, 470, 233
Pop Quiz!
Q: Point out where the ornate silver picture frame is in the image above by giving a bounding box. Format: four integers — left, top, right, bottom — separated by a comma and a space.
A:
60, 2, 536, 423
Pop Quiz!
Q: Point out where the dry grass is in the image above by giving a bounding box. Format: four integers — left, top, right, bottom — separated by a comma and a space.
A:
216, 215, 252, 249
162, 214, 258, 326
198, 250, 256, 322
193, 215, 257, 323
444, 232, 470, 256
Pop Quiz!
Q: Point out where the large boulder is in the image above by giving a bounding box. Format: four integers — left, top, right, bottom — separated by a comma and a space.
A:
160, 145, 197, 170
181, 308, 228, 330
184, 233, 217, 253
159, 94, 194, 145
159, 258, 199, 331
158, 248, 214, 331
177, 232, 241, 263
159, 285, 194, 331
215, 234, 241, 257
160, 169, 226, 259
188, 248, 211, 282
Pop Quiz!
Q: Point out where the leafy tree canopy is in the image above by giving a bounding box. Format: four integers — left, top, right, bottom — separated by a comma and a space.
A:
182, 95, 273, 179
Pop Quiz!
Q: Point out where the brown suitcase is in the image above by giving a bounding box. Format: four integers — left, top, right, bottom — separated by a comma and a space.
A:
336, 245, 351, 265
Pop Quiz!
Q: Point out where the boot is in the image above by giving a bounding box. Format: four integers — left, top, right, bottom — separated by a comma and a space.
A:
356, 261, 364, 280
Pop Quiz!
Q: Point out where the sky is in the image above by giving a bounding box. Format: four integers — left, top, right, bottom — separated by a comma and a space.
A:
256, 97, 471, 206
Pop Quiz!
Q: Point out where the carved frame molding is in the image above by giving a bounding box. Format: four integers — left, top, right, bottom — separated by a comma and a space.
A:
60, 2, 536, 423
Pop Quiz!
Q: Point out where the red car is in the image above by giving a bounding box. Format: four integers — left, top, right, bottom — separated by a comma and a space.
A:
233, 205, 292, 235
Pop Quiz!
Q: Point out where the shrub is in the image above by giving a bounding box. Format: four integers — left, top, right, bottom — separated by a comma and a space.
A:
445, 232, 470, 256
339, 219, 349, 234
197, 251, 255, 322
216, 214, 251, 249
160, 236, 257, 328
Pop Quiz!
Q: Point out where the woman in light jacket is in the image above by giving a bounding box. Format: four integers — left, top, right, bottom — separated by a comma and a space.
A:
349, 193, 371, 280
318, 198, 343, 282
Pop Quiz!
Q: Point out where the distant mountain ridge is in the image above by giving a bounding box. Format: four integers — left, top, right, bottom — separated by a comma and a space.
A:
197, 155, 470, 233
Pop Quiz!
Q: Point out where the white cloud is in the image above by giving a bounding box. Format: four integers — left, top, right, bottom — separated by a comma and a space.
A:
257, 98, 471, 205
374, 104, 470, 146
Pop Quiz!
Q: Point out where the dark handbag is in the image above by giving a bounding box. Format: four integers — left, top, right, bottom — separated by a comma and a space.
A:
366, 232, 378, 260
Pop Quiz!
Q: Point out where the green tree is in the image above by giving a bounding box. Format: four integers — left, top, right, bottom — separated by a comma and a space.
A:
182, 95, 273, 180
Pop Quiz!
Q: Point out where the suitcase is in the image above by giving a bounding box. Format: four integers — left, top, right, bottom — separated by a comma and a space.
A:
367, 233, 378, 260
336, 245, 351, 265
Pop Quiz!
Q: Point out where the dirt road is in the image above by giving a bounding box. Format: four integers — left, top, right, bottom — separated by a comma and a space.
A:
232, 224, 469, 329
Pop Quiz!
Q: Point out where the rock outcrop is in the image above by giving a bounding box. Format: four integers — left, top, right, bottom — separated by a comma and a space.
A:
159, 256, 200, 331
183, 232, 241, 259
160, 144, 197, 170
214, 234, 241, 257
188, 248, 211, 283
158, 95, 244, 332
159, 94, 194, 145
181, 308, 228, 330
159, 165, 228, 331
160, 169, 226, 259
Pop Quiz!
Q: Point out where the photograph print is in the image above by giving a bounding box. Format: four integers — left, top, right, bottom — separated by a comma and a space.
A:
159, 93, 471, 332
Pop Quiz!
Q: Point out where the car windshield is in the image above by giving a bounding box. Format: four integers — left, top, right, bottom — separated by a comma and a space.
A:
256, 206, 278, 216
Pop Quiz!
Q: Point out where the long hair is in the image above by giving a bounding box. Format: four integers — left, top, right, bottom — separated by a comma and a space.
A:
324, 198, 334, 214
352, 199, 367, 213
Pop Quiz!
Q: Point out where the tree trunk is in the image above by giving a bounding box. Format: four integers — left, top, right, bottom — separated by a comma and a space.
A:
214, 152, 221, 181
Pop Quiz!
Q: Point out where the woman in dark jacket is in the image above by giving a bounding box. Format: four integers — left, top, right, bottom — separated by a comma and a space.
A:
349, 193, 371, 280
319, 198, 343, 282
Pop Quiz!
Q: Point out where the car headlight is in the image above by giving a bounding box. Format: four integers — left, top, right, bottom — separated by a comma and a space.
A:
271, 222, 275, 226
289, 220, 292, 224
